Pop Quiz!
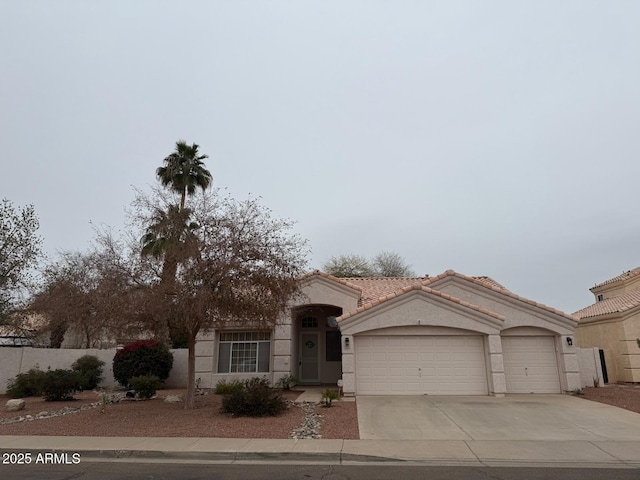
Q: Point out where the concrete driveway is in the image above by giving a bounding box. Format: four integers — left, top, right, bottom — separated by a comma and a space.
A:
357, 395, 640, 441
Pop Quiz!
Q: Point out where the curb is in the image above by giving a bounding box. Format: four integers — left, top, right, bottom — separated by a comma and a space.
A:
3, 448, 640, 468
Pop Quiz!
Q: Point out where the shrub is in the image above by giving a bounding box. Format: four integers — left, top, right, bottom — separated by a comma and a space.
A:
112, 339, 174, 387
215, 379, 243, 395
221, 377, 287, 417
321, 388, 340, 407
129, 375, 162, 399
6, 368, 47, 399
275, 374, 298, 391
72, 355, 105, 390
41, 369, 81, 401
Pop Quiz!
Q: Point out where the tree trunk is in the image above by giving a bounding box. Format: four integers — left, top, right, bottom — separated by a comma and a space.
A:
185, 331, 197, 409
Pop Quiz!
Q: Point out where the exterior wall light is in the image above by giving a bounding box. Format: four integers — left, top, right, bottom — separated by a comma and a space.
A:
566, 337, 573, 346
344, 337, 350, 348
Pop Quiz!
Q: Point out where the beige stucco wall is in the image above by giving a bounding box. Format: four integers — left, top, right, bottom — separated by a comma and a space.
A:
621, 314, 640, 382
575, 319, 625, 383
339, 293, 503, 337
294, 277, 360, 313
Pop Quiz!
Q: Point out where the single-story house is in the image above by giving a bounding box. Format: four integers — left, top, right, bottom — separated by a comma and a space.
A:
195, 269, 581, 396
574, 266, 640, 383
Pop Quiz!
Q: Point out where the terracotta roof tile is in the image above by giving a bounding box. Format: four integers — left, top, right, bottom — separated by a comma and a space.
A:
340, 277, 427, 305
298, 270, 362, 292
573, 289, 640, 319
591, 266, 640, 291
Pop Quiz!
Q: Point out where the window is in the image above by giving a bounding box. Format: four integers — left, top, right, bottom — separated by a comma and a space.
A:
301, 316, 318, 328
326, 331, 342, 362
597, 294, 604, 302
217, 332, 271, 373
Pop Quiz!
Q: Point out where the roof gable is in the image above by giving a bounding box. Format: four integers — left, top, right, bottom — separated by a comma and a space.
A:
423, 270, 577, 325
338, 285, 504, 335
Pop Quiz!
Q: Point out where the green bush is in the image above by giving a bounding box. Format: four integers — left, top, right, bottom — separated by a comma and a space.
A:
41, 369, 81, 401
215, 379, 243, 395
72, 355, 105, 390
129, 375, 162, 399
221, 377, 287, 417
112, 340, 174, 387
6, 368, 47, 399
321, 388, 340, 407
275, 374, 298, 391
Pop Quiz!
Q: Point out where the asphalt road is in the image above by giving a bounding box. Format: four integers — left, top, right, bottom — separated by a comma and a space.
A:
1, 462, 639, 480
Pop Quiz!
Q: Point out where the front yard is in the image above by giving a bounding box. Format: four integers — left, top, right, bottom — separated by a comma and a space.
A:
0, 388, 359, 439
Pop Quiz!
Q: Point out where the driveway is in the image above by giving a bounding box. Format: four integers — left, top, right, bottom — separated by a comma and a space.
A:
356, 395, 640, 441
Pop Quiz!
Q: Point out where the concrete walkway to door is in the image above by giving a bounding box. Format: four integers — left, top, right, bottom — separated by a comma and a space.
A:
357, 395, 640, 441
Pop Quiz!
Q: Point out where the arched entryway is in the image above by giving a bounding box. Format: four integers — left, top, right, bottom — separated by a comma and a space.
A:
292, 304, 342, 385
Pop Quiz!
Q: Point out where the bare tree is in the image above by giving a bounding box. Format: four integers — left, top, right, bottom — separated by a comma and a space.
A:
322, 254, 375, 278
0, 199, 43, 322
31, 246, 145, 348
323, 251, 415, 277
372, 251, 415, 277
130, 188, 309, 409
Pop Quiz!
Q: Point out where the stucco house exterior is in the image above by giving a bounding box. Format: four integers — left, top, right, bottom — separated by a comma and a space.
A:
574, 267, 640, 383
195, 269, 581, 396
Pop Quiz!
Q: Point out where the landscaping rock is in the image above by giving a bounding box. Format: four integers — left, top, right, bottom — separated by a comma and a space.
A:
164, 395, 182, 403
6, 399, 26, 412
290, 401, 322, 439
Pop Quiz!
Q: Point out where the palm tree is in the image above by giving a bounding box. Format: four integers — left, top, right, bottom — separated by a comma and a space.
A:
141, 205, 200, 347
156, 141, 212, 211
141, 205, 199, 287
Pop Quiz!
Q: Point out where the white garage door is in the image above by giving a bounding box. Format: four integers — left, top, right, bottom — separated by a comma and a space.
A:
502, 336, 561, 393
355, 336, 488, 395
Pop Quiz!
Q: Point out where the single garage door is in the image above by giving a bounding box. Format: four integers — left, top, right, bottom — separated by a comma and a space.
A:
502, 336, 561, 393
355, 336, 488, 395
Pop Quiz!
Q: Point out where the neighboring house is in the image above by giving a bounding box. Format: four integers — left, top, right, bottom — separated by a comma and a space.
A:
195, 269, 580, 396
0, 314, 48, 347
574, 267, 640, 383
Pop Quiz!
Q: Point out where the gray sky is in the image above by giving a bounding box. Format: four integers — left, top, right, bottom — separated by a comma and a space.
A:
2, 1, 639, 314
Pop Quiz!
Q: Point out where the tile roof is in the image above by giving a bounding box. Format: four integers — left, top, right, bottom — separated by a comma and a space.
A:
422, 270, 576, 321
338, 284, 506, 322
573, 289, 640, 319
591, 266, 640, 291
340, 277, 427, 305
298, 270, 362, 293
301, 269, 574, 322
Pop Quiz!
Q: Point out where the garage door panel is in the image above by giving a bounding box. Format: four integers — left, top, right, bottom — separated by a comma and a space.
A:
503, 336, 560, 394
356, 335, 488, 395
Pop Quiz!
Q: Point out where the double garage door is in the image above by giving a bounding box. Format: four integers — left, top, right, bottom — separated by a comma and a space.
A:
355, 336, 489, 395
355, 335, 561, 395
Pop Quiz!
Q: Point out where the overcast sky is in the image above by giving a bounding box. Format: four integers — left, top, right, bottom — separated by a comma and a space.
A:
1, 1, 639, 314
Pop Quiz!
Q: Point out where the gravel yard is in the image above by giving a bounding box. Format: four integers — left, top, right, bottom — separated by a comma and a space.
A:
0, 389, 359, 439
580, 384, 640, 414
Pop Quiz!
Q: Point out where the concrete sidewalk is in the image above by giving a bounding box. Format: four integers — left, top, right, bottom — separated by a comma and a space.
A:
1, 435, 640, 468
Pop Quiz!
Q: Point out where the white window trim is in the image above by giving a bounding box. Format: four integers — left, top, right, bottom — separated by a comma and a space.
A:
217, 331, 271, 374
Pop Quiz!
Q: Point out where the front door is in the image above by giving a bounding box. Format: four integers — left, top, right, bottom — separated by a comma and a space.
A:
300, 332, 319, 383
